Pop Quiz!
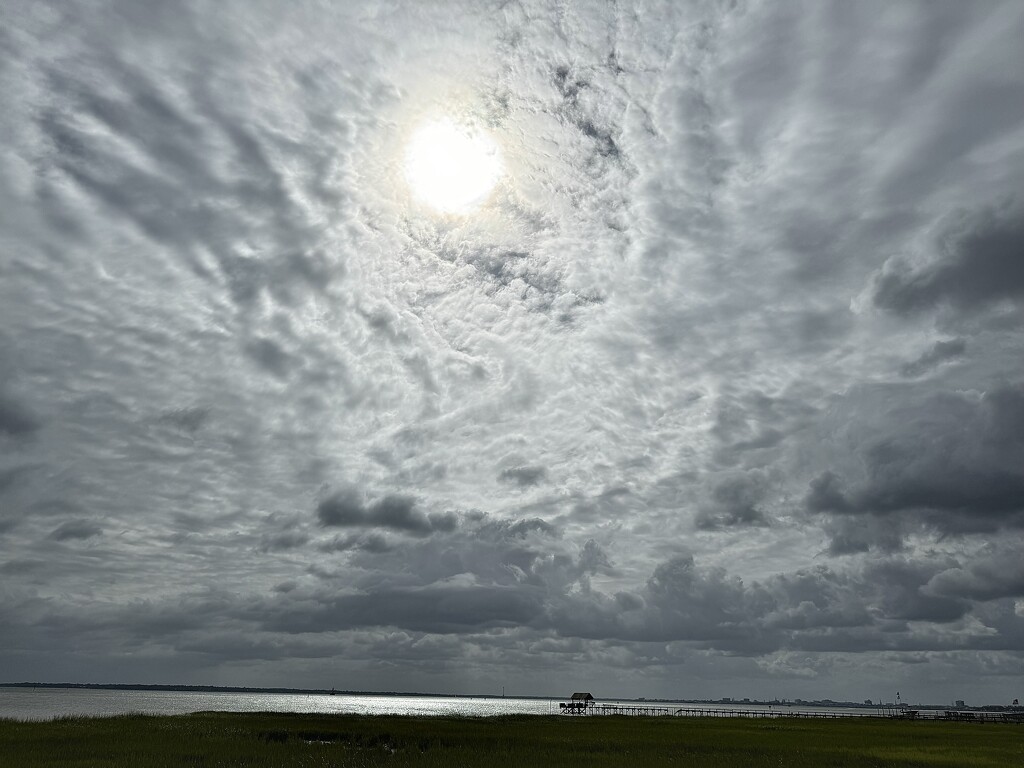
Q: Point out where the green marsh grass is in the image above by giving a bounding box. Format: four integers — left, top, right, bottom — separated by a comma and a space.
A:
0, 712, 1020, 767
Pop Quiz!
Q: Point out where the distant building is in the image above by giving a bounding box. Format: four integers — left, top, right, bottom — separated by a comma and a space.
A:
955, 700, 965, 708
864, 700, 872, 706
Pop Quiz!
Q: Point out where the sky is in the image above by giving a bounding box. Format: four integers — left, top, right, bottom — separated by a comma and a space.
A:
1, 0, 1023, 706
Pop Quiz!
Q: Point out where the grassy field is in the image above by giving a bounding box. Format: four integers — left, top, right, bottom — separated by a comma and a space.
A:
0, 712, 1020, 767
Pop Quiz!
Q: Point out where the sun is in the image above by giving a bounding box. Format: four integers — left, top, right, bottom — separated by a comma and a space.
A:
404, 119, 503, 214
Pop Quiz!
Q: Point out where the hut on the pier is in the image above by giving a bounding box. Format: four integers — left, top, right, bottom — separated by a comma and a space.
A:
560, 692, 595, 714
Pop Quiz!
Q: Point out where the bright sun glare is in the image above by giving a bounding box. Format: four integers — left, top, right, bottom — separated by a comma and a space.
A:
405, 119, 503, 214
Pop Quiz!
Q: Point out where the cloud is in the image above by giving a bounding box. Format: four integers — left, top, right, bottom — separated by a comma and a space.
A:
925, 549, 1024, 602
258, 530, 309, 553
269, 583, 547, 635
806, 383, 1024, 550
695, 471, 772, 529
244, 338, 293, 379
0, 394, 40, 437
244, 546, 1024, 660
49, 520, 103, 541
498, 466, 547, 487
900, 338, 966, 378
864, 559, 970, 623
0, 559, 46, 575
319, 531, 395, 554
874, 202, 1024, 315
317, 489, 457, 536
821, 515, 905, 557
156, 406, 210, 433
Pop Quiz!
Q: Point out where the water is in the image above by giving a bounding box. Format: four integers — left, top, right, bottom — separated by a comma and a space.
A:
0, 687, 882, 721
0, 687, 559, 720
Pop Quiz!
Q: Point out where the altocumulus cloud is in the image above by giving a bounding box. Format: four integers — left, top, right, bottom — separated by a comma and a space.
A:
0, 0, 1023, 701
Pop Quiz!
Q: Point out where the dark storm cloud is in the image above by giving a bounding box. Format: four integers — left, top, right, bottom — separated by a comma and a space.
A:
319, 531, 395, 554
498, 466, 547, 487
695, 471, 771, 530
820, 515, 905, 557
2, 535, 1021, 689
268, 583, 547, 635
0, 558, 46, 575
899, 338, 966, 378
49, 519, 103, 541
0, 464, 36, 494
262, 512, 574, 632
610, 554, 1021, 653
328, 512, 569, 594
317, 489, 457, 536
248, 546, 1023, 658
925, 550, 1024, 603
806, 472, 855, 516
156, 406, 210, 433
806, 383, 1024, 551
864, 559, 970, 623
874, 202, 1024, 314
0, 394, 40, 437
257, 530, 309, 553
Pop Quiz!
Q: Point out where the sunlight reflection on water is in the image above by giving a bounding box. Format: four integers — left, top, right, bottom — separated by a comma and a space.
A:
0, 687, 558, 720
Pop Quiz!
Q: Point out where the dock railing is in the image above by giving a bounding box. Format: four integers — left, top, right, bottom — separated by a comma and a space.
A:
559, 703, 1023, 722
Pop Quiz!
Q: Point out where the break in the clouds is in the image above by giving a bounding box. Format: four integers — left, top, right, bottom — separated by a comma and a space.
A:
1, 0, 1023, 703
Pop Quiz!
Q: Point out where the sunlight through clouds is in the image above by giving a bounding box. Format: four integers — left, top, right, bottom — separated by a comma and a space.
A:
405, 119, 503, 214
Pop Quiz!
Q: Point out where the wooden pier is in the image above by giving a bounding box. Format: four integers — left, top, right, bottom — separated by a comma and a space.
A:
557, 689, 1023, 723
593, 704, 675, 717
561, 703, 1024, 723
